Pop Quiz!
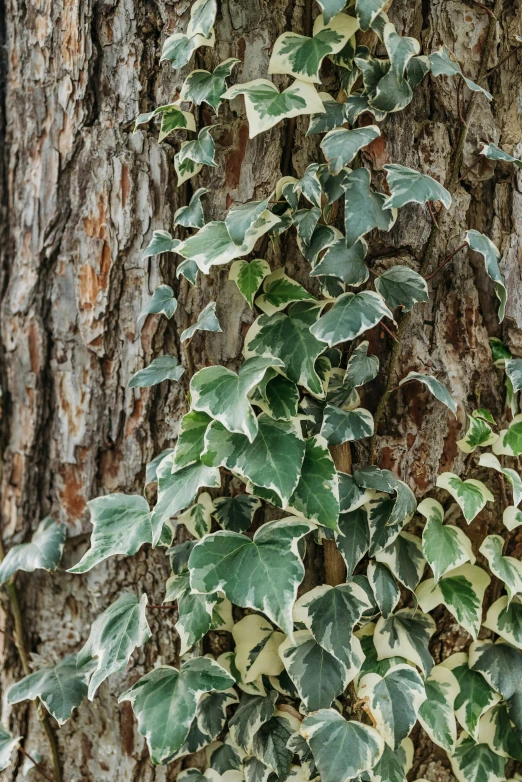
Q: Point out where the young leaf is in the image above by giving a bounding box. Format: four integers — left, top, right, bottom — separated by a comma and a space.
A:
175, 152, 203, 186
78, 592, 151, 699
0, 727, 21, 772
493, 416, 522, 457
229, 691, 278, 752
321, 126, 380, 175
429, 46, 493, 100
68, 494, 153, 574
212, 494, 260, 533
469, 639, 522, 699
232, 614, 285, 685
279, 629, 348, 710
449, 733, 506, 782
368, 561, 401, 618
441, 652, 501, 740
134, 103, 196, 137
175, 222, 242, 273
301, 709, 384, 782
142, 229, 180, 258
7, 654, 92, 725
181, 58, 240, 111
0, 517, 66, 584
480, 534, 522, 604
457, 413, 498, 453
483, 596, 522, 649
383, 164, 452, 209
310, 291, 393, 347
418, 665, 459, 753
288, 435, 340, 530
375, 266, 429, 312
229, 259, 271, 307
343, 167, 397, 245
128, 356, 184, 387
480, 141, 522, 169
138, 285, 177, 328
344, 341, 379, 387
399, 371, 456, 414
174, 187, 208, 229
161, 31, 216, 71
178, 126, 217, 167
335, 507, 370, 576
189, 519, 314, 636
375, 532, 426, 591
178, 492, 214, 539
418, 497, 474, 582
370, 24, 421, 113
320, 405, 374, 445
465, 229, 506, 322
416, 563, 490, 638
374, 609, 436, 676
181, 302, 222, 342
255, 268, 315, 315
119, 657, 234, 764
223, 79, 325, 138
357, 664, 426, 749
311, 238, 370, 287
307, 92, 348, 134
436, 472, 494, 523
504, 506, 522, 531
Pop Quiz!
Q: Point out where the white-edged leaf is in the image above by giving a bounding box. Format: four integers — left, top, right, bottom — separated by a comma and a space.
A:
383, 164, 451, 209
138, 285, 177, 328
335, 507, 370, 576
449, 732, 506, 782
429, 46, 493, 100
345, 341, 379, 387
320, 405, 374, 445
465, 229, 506, 322
311, 291, 393, 347
161, 30, 216, 70
178, 492, 214, 539
307, 92, 347, 135
493, 415, 522, 457
418, 665, 459, 753
374, 609, 436, 676
375, 532, 426, 591
480, 141, 522, 169
181, 302, 222, 342
418, 497, 474, 582
375, 266, 429, 312
343, 167, 397, 246
368, 561, 400, 618
128, 355, 184, 387
355, 0, 387, 30
288, 435, 340, 530
457, 413, 498, 453
255, 268, 315, 315
0, 728, 21, 772
436, 472, 493, 522
181, 58, 240, 111
504, 506, 522, 531
229, 259, 271, 307
164, 570, 218, 653
134, 103, 196, 137
483, 596, 522, 649
399, 371, 456, 414
142, 229, 180, 258
232, 614, 285, 684
175, 152, 203, 186
480, 534, 522, 604
321, 126, 380, 174
470, 639, 522, 699
416, 563, 490, 638
478, 700, 522, 761
369, 24, 420, 113
506, 358, 522, 393
212, 495, 260, 533
367, 739, 414, 782
441, 652, 502, 740
229, 691, 278, 752
0, 517, 66, 584
311, 238, 370, 287
175, 188, 208, 229
279, 629, 348, 710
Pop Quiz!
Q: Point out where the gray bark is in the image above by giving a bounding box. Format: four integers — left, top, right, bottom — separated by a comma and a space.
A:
0, 0, 521, 779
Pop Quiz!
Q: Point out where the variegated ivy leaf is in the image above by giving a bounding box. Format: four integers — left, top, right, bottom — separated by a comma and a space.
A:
367, 739, 414, 782
174, 187, 208, 229
311, 237, 370, 287
293, 208, 321, 247
416, 563, 490, 638
143, 229, 180, 258
0, 517, 66, 584
399, 371, 456, 414
255, 269, 315, 316
251, 710, 298, 779
480, 534, 522, 604
208, 740, 244, 774
189, 519, 314, 635
225, 199, 273, 246
506, 357, 522, 393
164, 570, 220, 654
436, 472, 493, 523
418, 498, 474, 583
223, 79, 324, 139
161, 28, 216, 71
356, 622, 407, 683
442, 652, 502, 740
287, 435, 340, 530
457, 412, 498, 453
119, 657, 234, 765
178, 688, 239, 762
146, 449, 174, 485
368, 561, 400, 618
0, 727, 21, 772
375, 532, 426, 591
181, 302, 222, 342
429, 46, 493, 100
355, 0, 387, 30
202, 415, 305, 508
178, 770, 243, 782
175, 150, 203, 186
504, 506, 522, 531
366, 494, 403, 555
172, 411, 211, 472
478, 701, 522, 762
383, 164, 452, 210
357, 664, 426, 750
307, 92, 347, 135
232, 614, 285, 684
493, 415, 522, 457
343, 167, 397, 246
470, 639, 522, 700
480, 141, 522, 169
374, 609, 436, 676
134, 103, 196, 139
190, 356, 282, 442
374, 265, 429, 312
176, 219, 269, 275
138, 285, 177, 328
320, 405, 374, 445
310, 291, 393, 347
229, 259, 271, 308
245, 303, 325, 397
449, 732, 506, 782
321, 126, 380, 175
279, 629, 348, 710
229, 691, 278, 752
466, 229, 506, 322
181, 58, 240, 111
178, 492, 214, 539
251, 368, 299, 422
68, 494, 153, 574
178, 126, 217, 168
335, 507, 370, 576
418, 665, 459, 753
354, 465, 396, 493
370, 24, 420, 113
187, 0, 217, 38
78, 592, 151, 699
344, 340, 379, 387
483, 596, 522, 649
269, 14, 359, 84
301, 709, 384, 782
128, 355, 185, 387
7, 653, 92, 726
212, 495, 260, 533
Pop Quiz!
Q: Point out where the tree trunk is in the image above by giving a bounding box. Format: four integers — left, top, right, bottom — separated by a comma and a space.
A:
0, 0, 521, 779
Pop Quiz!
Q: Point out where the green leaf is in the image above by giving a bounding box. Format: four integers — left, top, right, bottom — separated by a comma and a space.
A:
320, 405, 374, 445
367, 739, 414, 782
355, 0, 387, 30
483, 596, 522, 649
251, 712, 296, 778
252, 369, 299, 421
344, 340, 379, 387
343, 168, 397, 246
449, 733, 506, 782
202, 415, 305, 508
134, 104, 196, 137
470, 639, 522, 699
370, 24, 420, 113
307, 91, 348, 134
288, 435, 340, 530
119, 657, 234, 765
436, 472, 493, 523
164, 570, 219, 653
269, 15, 359, 83
279, 629, 348, 710
429, 46, 493, 100
418, 665, 459, 753
480, 141, 522, 169
321, 126, 380, 175
181, 58, 240, 111
493, 416, 522, 457
301, 709, 384, 782
368, 561, 400, 618
383, 164, 451, 209
189, 519, 314, 635
399, 371, 456, 414
418, 498, 474, 583
172, 411, 212, 472
311, 291, 393, 347
181, 302, 222, 342
416, 563, 490, 638
245, 303, 326, 396
223, 79, 325, 138
7, 654, 92, 725
68, 494, 153, 574
142, 229, 180, 258
480, 534, 522, 604
358, 664, 425, 749
374, 609, 436, 676
335, 507, 370, 576
174, 187, 208, 229
0, 517, 66, 584
212, 494, 260, 533
138, 285, 177, 328
375, 532, 425, 591
478, 700, 522, 761
128, 356, 184, 388
255, 268, 315, 315
78, 593, 151, 699
180, 689, 239, 759
466, 229, 507, 322
374, 265, 429, 312
457, 413, 498, 453
229, 691, 278, 752
311, 238, 370, 287
229, 259, 271, 307
161, 31, 215, 71
354, 466, 396, 493
442, 652, 501, 739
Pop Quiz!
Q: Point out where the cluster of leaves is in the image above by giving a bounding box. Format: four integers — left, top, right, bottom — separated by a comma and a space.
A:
2, 1, 522, 781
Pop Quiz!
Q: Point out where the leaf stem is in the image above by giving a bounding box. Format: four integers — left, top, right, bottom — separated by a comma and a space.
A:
19, 746, 56, 782
424, 242, 468, 281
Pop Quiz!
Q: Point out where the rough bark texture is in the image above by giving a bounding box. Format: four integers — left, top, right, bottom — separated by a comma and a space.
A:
0, 0, 521, 780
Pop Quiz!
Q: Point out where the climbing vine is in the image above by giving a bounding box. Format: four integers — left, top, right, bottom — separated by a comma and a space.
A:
1, 1, 522, 781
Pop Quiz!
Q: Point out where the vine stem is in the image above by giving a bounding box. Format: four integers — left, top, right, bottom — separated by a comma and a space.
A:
424, 242, 468, 281
19, 746, 56, 782
325, 442, 350, 586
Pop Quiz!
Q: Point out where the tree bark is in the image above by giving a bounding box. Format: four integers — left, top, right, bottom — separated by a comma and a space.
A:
0, 0, 521, 780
